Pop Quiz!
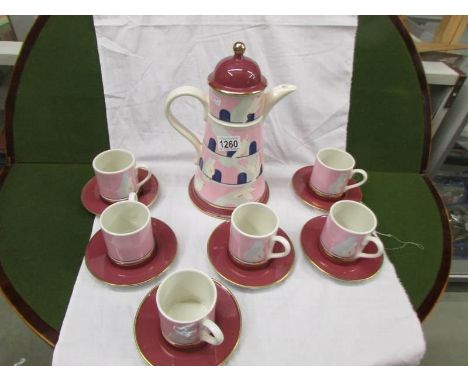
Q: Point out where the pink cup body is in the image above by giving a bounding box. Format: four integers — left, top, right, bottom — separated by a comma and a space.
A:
95, 167, 139, 202
159, 305, 216, 347
228, 224, 276, 265
319, 214, 369, 260
102, 222, 154, 265
308, 161, 351, 199
100, 198, 155, 266
209, 87, 265, 123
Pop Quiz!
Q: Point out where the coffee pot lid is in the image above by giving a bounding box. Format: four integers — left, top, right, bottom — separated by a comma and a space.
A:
208, 42, 267, 94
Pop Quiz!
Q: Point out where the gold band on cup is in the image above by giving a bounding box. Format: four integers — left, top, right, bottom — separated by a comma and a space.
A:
228, 251, 271, 269
319, 240, 358, 264
309, 183, 343, 201
108, 245, 156, 268
161, 333, 207, 350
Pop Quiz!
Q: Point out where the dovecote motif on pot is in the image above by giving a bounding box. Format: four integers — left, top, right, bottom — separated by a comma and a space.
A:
165, 42, 296, 209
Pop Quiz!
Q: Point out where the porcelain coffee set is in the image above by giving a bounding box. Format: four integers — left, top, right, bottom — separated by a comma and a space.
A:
80, 42, 385, 365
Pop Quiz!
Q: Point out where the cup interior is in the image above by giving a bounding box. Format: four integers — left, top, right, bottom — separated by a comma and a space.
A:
317, 148, 355, 171
157, 270, 216, 323
232, 202, 278, 237
100, 201, 150, 235
93, 149, 134, 173
331, 201, 377, 234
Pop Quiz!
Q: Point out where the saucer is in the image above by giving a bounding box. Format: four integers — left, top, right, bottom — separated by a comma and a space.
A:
81, 168, 159, 216
300, 216, 383, 282
85, 218, 177, 286
134, 280, 241, 366
188, 177, 270, 220
207, 222, 295, 288
292, 165, 362, 211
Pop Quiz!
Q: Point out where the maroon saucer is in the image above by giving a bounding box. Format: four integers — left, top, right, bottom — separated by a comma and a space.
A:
208, 222, 295, 288
300, 216, 383, 282
188, 177, 269, 220
134, 280, 241, 366
85, 218, 177, 286
292, 165, 362, 212
81, 168, 159, 216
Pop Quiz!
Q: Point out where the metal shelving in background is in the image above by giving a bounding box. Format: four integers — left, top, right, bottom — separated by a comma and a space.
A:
406, 16, 468, 282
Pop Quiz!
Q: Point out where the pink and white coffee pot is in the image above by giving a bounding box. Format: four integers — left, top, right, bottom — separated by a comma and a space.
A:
165, 42, 296, 209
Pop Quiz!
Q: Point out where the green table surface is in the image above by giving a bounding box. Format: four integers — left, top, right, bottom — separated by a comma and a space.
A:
0, 16, 450, 346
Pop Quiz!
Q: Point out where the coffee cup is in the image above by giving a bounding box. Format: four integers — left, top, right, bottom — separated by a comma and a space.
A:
156, 269, 224, 348
92, 148, 152, 202
229, 202, 291, 268
99, 192, 154, 266
320, 200, 384, 263
309, 147, 367, 200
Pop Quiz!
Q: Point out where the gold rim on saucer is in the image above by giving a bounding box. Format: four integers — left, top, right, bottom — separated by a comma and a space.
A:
301, 240, 383, 283
189, 194, 232, 220
81, 174, 160, 217
188, 178, 270, 220
133, 280, 242, 366
84, 229, 176, 287
206, 225, 295, 289
291, 167, 362, 212
193, 178, 270, 209
84, 251, 175, 288
290, 176, 330, 212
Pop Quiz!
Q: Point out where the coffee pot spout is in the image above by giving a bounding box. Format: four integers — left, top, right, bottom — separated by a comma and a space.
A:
264, 84, 297, 116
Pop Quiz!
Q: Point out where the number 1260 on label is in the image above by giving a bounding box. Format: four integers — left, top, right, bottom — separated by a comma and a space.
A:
217, 136, 241, 151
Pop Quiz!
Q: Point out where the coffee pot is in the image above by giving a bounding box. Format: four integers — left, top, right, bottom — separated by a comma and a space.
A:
165, 42, 296, 209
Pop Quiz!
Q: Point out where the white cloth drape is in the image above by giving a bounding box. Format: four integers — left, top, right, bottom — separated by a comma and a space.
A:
52, 15, 425, 365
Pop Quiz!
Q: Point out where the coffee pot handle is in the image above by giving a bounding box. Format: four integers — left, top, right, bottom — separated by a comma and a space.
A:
164, 86, 208, 157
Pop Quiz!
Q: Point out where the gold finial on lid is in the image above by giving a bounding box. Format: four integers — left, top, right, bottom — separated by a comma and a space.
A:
233, 42, 245, 57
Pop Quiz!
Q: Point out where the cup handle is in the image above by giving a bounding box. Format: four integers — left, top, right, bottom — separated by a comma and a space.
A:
266, 236, 291, 260
135, 164, 152, 191
200, 318, 224, 346
356, 234, 384, 259
164, 86, 208, 157
343, 169, 368, 192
